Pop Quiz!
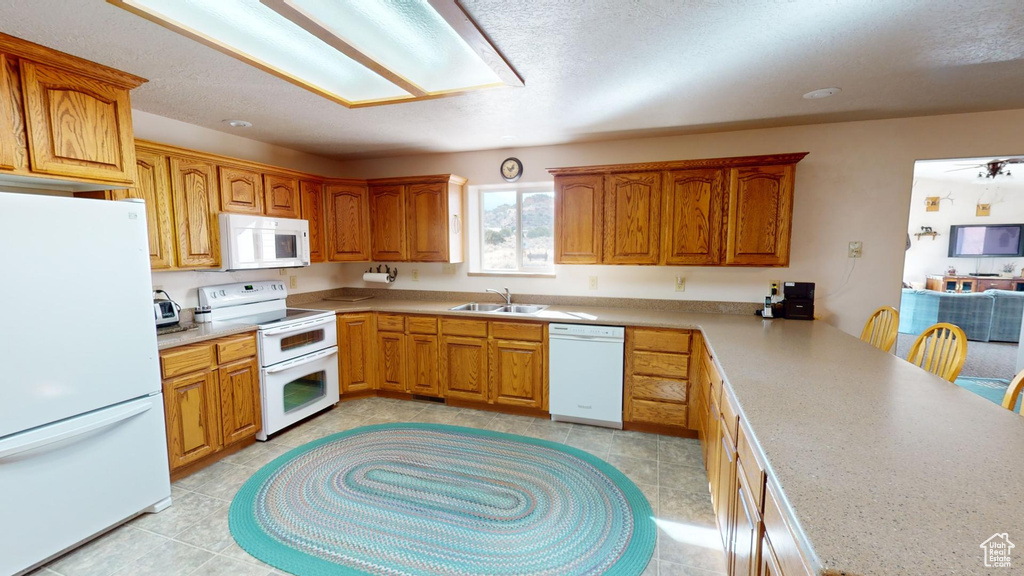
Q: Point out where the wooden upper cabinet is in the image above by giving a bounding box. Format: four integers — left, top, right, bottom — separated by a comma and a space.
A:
169, 156, 220, 268
264, 173, 300, 218
119, 148, 175, 269
325, 180, 371, 262
406, 182, 449, 262
604, 172, 661, 264
725, 165, 795, 267
217, 356, 261, 446
218, 166, 263, 214
19, 60, 136, 184
299, 180, 325, 263
554, 174, 604, 264
0, 54, 17, 171
369, 184, 408, 261
662, 168, 724, 265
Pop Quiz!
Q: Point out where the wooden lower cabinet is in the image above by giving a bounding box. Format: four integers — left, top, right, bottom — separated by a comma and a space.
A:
377, 331, 407, 393
624, 327, 692, 429
440, 335, 489, 402
490, 339, 544, 408
160, 332, 260, 474
731, 460, 761, 576
163, 369, 221, 470
218, 357, 261, 446
338, 313, 375, 393
407, 334, 440, 396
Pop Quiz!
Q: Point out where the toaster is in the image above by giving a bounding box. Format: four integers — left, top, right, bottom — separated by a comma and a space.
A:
154, 299, 179, 327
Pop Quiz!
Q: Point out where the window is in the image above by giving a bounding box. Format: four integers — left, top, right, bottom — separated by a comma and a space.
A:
477, 187, 554, 273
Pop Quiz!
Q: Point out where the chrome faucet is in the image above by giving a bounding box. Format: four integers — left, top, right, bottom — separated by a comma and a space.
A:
485, 287, 512, 306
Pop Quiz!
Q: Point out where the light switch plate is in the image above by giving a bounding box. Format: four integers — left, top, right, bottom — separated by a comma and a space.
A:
588, 276, 598, 290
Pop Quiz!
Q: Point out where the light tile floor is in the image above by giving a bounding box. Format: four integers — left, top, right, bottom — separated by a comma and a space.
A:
31, 397, 726, 576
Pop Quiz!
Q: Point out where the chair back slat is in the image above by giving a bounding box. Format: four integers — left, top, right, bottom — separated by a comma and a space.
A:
860, 306, 899, 353
907, 323, 968, 382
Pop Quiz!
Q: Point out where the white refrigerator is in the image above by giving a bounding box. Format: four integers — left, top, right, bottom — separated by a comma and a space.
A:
0, 192, 172, 576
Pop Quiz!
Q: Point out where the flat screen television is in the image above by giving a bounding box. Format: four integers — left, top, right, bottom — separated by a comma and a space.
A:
948, 224, 1024, 257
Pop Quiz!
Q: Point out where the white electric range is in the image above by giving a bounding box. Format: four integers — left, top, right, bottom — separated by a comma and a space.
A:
199, 281, 338, 440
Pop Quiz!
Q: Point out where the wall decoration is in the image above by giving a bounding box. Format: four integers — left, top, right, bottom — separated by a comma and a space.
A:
925, 196, 940, 211
977, 203, 991, 217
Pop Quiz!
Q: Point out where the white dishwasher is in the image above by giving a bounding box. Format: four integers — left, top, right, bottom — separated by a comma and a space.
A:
548, 323, 626, 428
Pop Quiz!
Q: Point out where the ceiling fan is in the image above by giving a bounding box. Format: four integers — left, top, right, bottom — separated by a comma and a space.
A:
946, 158, 1024, 178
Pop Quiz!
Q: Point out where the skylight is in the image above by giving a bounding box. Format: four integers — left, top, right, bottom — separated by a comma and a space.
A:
110, 0, 521, 108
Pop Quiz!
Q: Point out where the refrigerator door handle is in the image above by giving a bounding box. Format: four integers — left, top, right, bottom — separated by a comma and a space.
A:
0, 399, 153, 461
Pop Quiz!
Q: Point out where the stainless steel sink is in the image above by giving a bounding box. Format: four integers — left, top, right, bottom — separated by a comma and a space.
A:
497, 304, 548, 314
449, 302, 505, 312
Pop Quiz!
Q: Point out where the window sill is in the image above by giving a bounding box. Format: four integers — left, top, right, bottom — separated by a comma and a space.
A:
467, 271, 557, 278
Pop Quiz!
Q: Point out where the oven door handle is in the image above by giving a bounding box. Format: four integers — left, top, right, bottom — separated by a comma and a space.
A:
264, 346, 338, 374
261, 315, 335, 337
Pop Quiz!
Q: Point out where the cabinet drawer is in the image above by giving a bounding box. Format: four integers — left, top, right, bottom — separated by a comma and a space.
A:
629, 398, 687, 426
632, 351, 689, 378
737, 422, 765, 512
490, 321, 543, 342
377, 313, 405, 332
763, 480, 814, 576
441, 318, 488, 338
704, 350, 723, 402
160, 344, 216, 379
406, 315, 438, 335
631, 375, 687, 403
632, 328, 691, 353
721, 389, 738, 440
216, 333, 257, 364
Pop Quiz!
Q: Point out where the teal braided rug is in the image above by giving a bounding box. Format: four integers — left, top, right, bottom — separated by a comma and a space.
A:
229, 423, 656, 576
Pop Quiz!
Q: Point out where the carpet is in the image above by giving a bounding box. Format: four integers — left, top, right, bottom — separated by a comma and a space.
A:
955, 376, 1020, 413
229, 423, 656, 576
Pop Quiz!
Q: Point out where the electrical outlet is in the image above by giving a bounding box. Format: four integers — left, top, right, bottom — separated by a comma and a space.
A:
675, 276, 685, 292
588, 276, 598, 290
412, 269, 419, 281
289, 275, 297, 289
770, 281, 780, 297
848, 241, 863, 258
442, 263, 457, 275
279, 268, 287, 276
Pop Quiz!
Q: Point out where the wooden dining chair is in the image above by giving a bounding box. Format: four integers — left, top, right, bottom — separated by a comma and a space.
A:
907, 323, 968, 382
860, 306, 899, 352
1002, 369, 1024, 413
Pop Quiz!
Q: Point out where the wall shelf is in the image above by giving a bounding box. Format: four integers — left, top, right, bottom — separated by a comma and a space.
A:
914, 231, 940, 240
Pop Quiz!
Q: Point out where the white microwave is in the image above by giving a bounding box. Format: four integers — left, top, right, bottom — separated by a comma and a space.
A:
219, 213, 310, 271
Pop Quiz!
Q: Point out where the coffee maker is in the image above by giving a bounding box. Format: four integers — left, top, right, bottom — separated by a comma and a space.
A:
782, 282, 815, 320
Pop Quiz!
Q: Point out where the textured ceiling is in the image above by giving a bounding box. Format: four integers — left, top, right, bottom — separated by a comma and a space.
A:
1, 1, 1023, 160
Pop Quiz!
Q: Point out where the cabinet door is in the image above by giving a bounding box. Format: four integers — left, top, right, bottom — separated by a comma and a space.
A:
163, 370, 221, 471
662, 168, 724, 265
440, 335, 488, 402
724, 165, 794, 266
554, 174, 603, 264
490, 339, 544, 408
217, 356, 261, 446
759, 536, 783, 576
338, 313, 374, 393
730, 462, 760, 576
116, 148, 174, 269
407, 334, 440, 397
0, 54, 16, 170
604, 172, 661, 264
377, 331, 407, 392
715, 423, 737, 561
300, 180, 325, 262
218, 166, 263, 214
369, 184, 408, 261
325, 181, 371, 262
169, 156, 220, 268
264, 173, 301, 218
406, 182, 449, 262
19, 60, 135, 183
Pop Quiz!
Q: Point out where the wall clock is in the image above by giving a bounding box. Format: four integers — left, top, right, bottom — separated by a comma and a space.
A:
500, 157, 523, 182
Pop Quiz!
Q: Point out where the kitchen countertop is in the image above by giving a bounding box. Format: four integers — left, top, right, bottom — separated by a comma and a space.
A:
161, 297, 1024, 575
156, 321, 257, 350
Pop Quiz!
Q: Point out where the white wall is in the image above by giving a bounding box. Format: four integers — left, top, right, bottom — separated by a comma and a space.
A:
904, 176, 1024, 284
133, 110, 350, 307
333, 109, 1024, 337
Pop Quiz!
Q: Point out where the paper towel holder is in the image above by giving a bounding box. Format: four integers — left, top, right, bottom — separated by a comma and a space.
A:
367, 264, 398, 283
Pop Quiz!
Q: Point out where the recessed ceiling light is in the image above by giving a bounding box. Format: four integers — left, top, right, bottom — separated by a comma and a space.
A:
224, 119, 253, 128
802, 87, 841, 100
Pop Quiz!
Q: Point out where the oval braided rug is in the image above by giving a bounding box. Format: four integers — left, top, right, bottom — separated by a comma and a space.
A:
229, 423, 655, 576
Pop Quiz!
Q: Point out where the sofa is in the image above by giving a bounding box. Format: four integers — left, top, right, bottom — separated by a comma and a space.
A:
899, 288, 1024, 342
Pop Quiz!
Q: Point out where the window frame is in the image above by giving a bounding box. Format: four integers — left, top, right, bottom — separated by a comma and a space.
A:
469, 182, 556, 277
